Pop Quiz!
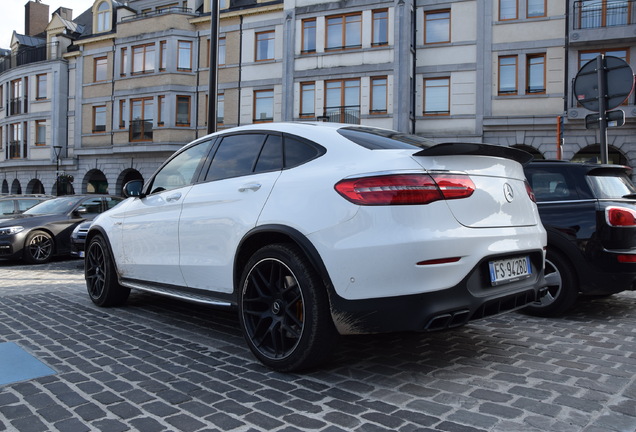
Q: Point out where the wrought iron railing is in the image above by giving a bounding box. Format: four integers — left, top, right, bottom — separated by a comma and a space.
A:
0, 42, 59, 74
120, 7, 197, 22
323, 106, 361, 124
573, 0, 634, 29
9, 97, 26, 116
130, 119, 153, 142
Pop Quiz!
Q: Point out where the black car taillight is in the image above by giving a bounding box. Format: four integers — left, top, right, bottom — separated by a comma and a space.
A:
606, 206, 636, 227
334, 174, 475, 206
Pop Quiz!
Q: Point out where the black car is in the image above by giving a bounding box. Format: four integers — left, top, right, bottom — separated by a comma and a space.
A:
0, 195, 51, 216
0, 195, 124, 264
70, 220, 91, 258
524, 160, 636, 316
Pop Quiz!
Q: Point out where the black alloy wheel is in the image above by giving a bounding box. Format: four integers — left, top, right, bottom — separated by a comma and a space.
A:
85, 235, 130, 307
524, 250, 578, 317
239, 243, 337, 372
24, 231, 54, 264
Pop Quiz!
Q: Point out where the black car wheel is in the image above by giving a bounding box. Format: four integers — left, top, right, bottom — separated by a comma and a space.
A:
524, 250, 578, 317
23, 231, 54, 264
238, 244, 338, 372
85, 235, 130, 307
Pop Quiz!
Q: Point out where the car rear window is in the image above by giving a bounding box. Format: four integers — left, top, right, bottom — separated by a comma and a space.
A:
338, 127, 436, 150
527, 172, 575, 201
587, 172, 636, 199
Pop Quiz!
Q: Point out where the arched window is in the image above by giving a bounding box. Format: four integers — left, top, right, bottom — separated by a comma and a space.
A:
96, 2, 111, 33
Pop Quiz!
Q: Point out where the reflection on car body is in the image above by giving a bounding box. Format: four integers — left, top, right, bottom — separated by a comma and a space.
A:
85, 122, 547, 371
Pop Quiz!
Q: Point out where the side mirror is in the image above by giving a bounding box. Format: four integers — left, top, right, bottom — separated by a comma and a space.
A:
123, 180, 145, 198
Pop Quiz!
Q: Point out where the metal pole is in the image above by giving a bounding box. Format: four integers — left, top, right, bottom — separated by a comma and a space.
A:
207, 0, 219, 135
596, 54, 609, 164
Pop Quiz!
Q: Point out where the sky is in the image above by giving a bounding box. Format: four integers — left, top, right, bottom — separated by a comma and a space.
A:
1, 0, 93, 49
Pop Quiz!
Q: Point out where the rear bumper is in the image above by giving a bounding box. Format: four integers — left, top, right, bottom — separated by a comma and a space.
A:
328, 250, 547, 335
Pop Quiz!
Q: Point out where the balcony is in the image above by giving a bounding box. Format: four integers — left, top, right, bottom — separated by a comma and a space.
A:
571, 0, 636, 43
8, 140, 25, 159
0, 43, 59, 74
9, 97, 26, 116
130, 119, 153, 142
322, 106, 361, 125
120, 7, 199, 23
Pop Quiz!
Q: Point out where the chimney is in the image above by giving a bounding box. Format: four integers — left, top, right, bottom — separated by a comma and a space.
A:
54, 7, 73, 22
25, 0, 50, 36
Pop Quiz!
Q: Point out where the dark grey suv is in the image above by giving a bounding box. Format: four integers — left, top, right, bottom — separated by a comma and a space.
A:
524, 160, 636, 316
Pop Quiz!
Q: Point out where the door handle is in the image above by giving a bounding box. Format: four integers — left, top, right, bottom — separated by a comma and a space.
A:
239, 183, 262, 192
166, 192, 182, 202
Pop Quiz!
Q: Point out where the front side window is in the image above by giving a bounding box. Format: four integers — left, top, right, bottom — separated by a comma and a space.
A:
96, 1, 111, 33
256, 31, 275, 61
177, 41, 192, 71
94, 56, 108, 82
326, 13, 362, 50
132, 44, 155, 74
527, 54, 546, 94
498, 56, 518, 95
300, 82, 315, 117
36, 74, 47, 99
93, 105, 106, 133
254, 90, 274, 122
372, 9, 388, 46
500, 0, 518, 20
371, 77, 388, 114
302, 19, 316, 53
150, 141, 213, 193
423, 77, 450, 115
425, 10, 450, 44
176, 95, 191, 126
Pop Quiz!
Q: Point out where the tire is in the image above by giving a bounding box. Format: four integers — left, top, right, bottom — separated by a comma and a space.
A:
23, 231, 54, 264
85, 235, 130, 307
238, 243, 338, 372
524, 249, 578, 317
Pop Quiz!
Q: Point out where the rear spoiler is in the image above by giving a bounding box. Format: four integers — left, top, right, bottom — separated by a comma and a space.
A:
414, 143, 534, 166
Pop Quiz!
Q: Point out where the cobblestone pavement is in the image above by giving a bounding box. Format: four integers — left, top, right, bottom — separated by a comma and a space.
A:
1, 258, 636, 432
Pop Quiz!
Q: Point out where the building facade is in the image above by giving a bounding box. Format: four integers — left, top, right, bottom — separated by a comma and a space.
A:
0, 0, 634, 196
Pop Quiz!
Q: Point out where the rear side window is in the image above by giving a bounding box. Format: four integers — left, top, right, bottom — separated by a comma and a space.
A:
17, 199, 41, 212
587, 173, 636, 199
526, 172, 576, 201
0, 201, 14, 215
284, 135, 323, 168
338, 127, 436, 150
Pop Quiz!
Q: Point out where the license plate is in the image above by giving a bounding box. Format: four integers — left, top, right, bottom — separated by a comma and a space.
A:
489, 256, 532, 286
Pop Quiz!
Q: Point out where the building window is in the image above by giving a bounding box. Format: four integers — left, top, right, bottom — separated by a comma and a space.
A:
579, 49, 627, 68
219, 37, 226, 65
120, 47, 127, 76
157, 95, 165, 126
372, 9, 388, 46
498, 56, 518, 95
35, 120, 46, 146
119, 100, 126, 129
9, 123, 24, 159
36, 74, 47, 99
10, 79, 24, 115
217, 94, 224, 124
130, 98, 153, 141
96, 1, 111, 33
325, 79, 360, 124
132, 44, 155, 74
93, 105, 107, 133
326, 13, 362, 51
499, 0, 518, 20
300, 82, 315, 117
527, 54, 546, 94
177, 41, 192, 71
94, 56, 108, 82
255, 31, 275, 61
254, 90, 274, 122
370, 77, 388, 114
159, 41, 167, 71
579, 0, 630, 28
424, 10, 450, 44
527, 0, 546, 18
176, 95, 191, 126
423, 77, 450, 115
302, 19, 316, 53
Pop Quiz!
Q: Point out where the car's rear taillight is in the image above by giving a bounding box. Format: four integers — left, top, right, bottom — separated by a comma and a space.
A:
606, 207, 636, 227
617, 254, 636, 263
525, 180, 536, 203
334, 174, 475, 205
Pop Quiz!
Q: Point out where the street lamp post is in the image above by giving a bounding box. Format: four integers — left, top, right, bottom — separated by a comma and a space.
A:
53, 145, 62, 196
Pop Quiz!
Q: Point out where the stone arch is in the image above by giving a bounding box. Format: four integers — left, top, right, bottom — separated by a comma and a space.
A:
84, 169, 109, 194
571, 144, 629, 166
11, 179, 21, 194
26, 179, 46, 194
116, 169, 144, 197
511, 144, 544, 160
1, 180, 8, 194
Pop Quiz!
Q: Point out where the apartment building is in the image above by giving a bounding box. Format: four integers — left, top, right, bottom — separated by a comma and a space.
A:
0, 0, 634, 196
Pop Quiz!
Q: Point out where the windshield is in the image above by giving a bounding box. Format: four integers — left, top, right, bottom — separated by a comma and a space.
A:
24, 197, 81, 215
587, 173, 636, 199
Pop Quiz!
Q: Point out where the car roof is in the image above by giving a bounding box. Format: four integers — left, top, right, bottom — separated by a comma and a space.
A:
527, 160, 632, 174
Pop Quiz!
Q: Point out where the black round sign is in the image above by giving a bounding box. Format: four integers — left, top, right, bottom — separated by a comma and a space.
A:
573, 56, 635, 112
